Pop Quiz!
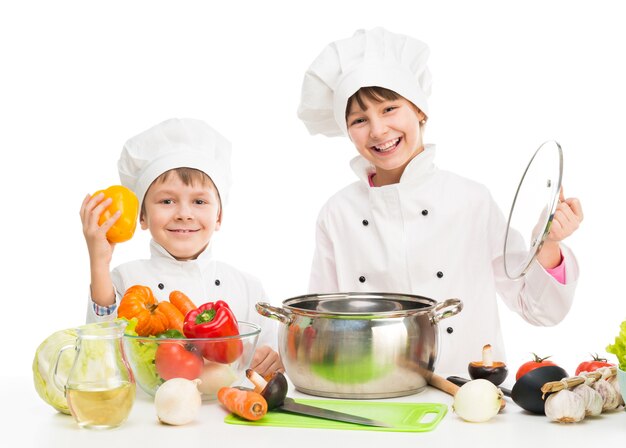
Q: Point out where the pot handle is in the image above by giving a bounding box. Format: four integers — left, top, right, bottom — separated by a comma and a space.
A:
256, 302, 293, 325
431, 298, 463, 324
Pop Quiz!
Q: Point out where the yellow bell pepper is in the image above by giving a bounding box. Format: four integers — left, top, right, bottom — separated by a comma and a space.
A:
93, 185, 139, 243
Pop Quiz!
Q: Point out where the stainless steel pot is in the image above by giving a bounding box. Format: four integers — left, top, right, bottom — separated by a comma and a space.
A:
256, 293, 462, 399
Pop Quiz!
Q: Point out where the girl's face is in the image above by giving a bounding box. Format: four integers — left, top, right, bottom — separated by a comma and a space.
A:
346, 95, 426, 185
140, 174, 221, 261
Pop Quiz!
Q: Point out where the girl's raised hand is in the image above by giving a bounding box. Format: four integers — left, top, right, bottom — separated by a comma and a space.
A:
80, 192, 121, 265
546, 188, 584, 242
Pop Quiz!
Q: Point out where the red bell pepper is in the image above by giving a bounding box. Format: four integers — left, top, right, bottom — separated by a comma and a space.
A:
183, 301, 243, 364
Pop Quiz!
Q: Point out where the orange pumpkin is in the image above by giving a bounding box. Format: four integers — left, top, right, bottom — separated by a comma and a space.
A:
117, 285, 172, 336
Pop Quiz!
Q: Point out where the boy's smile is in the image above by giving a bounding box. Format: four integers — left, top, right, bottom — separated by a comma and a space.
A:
347, 96, 425, 185
140, 174, 221, 261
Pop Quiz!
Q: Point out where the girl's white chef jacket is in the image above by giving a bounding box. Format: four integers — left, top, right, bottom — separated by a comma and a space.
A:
86, 240, 277, 348
309, 145, 579, 375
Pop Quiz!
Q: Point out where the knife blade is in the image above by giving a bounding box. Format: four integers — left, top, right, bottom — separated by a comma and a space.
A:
277, 397, 392, 428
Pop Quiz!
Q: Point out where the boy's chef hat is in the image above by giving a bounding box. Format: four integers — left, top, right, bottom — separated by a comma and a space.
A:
297, 27, 432, 137
118, 118, 232, 207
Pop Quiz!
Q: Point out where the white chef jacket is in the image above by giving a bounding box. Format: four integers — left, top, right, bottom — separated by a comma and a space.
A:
308, 145, 578, 375
86, 240, 277, 348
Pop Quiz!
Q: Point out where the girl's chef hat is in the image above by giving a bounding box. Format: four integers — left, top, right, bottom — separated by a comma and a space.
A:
297, 27, 432, 137
118, 118, 232, 207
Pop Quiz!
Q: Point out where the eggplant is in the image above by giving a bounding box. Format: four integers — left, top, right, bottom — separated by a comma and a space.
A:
511, 365, 569, 414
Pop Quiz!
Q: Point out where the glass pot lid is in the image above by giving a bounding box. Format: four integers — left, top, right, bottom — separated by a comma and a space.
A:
503, 140, 563, 279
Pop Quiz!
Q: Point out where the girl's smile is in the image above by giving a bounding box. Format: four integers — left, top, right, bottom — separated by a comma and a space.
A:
371, 137, 402, 154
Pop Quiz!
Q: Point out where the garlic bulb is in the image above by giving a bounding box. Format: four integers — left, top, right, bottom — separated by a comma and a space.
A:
155, 378, 202, 425
608, 376, 625, 407
592, 378, 620, 411
544, 390, 585, 423
572, 384, 603, 416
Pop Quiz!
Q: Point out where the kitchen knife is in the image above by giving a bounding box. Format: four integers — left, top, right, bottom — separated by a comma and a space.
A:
277, 397, 392, 428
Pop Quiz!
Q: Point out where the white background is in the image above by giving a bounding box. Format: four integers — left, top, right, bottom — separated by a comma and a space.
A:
2, 0, 625, 383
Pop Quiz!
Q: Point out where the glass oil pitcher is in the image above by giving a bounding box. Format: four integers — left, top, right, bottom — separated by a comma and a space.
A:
53, 320, 135, 429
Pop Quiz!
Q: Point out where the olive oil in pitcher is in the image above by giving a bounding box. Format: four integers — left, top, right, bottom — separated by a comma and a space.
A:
52, 321, 136, 429
67, 382, 135, 429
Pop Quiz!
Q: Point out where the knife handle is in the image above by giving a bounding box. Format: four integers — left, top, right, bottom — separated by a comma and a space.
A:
447, 375, 512, 397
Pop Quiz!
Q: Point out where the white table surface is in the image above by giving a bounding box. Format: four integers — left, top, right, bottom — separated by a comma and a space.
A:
7, 374, 626, 448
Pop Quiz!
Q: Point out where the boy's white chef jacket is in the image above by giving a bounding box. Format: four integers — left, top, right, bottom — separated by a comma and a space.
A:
86, 240, 277, 348
309, 145, 578, 375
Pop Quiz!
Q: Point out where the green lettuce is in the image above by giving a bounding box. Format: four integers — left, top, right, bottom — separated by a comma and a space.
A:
606, 320, 626, 370
122, 318, 163, 394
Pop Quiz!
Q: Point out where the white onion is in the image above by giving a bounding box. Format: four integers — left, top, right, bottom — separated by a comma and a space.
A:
196, 361, 237, 396
452, 379, 503, 423
155, 378, 202, 425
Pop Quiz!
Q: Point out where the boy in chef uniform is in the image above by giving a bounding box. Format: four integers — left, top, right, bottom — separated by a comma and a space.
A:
80, 118, 282, 376
297, 28, 583, 375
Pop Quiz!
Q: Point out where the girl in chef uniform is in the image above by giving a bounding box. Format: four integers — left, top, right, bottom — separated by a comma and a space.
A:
80, 118, 282, 376
297, 28, 583, 375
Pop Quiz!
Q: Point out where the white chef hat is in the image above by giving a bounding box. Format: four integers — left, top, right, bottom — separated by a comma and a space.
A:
118, 118, 232, 208
297, 27, 432, 137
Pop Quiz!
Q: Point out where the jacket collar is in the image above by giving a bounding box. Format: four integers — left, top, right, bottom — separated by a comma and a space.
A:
149, 239, 214, 269
350, 144, 438, 187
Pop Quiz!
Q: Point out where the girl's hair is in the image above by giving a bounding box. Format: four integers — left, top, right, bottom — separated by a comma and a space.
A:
345, 86, 403, 120
140, 167, 220, 217
345, 86, 426, 124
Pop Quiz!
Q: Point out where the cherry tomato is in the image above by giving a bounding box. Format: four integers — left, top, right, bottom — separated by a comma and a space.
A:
515, 354, 558, 380
575, 354, 614, 375
155, 342, 203, 380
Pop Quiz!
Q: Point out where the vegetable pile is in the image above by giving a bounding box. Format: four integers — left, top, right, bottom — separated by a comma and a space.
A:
121, 286, 243, 396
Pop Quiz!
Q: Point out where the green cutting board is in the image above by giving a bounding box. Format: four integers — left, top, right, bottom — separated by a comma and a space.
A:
224, 398, 448, 432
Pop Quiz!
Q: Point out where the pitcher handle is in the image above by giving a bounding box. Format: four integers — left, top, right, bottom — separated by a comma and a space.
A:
256, 302, 293, 325
431, 298, 463, 324
51, 343, 76, 395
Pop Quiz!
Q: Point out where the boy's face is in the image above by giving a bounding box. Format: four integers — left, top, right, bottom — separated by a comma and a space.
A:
140, 174, 221, 261
346, 95, 425, 179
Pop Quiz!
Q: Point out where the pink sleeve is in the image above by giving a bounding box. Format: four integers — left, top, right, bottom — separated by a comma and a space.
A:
545, 253, 566, 284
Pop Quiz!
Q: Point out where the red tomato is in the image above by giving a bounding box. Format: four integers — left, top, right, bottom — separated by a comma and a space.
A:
515, 354, 558, 380
155, 342, 203, 380
575, 354, 614, 375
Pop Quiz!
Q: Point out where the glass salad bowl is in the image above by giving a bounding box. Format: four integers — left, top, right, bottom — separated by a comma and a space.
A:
123, 321, 260, 401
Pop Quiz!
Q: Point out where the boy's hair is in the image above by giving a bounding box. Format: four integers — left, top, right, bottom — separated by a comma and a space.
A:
140, 167, 220, 218
345, 86, 402, 120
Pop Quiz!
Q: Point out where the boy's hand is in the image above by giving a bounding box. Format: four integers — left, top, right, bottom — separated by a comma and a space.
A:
80, 192, 121, 264
250, 345, 284, 378
81, 193, 121, 306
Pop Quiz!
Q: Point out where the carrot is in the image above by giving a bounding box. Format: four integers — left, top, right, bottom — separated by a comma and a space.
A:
169, 290, 196, 317
157, 301, 184, 333
217, 387, 268, 421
